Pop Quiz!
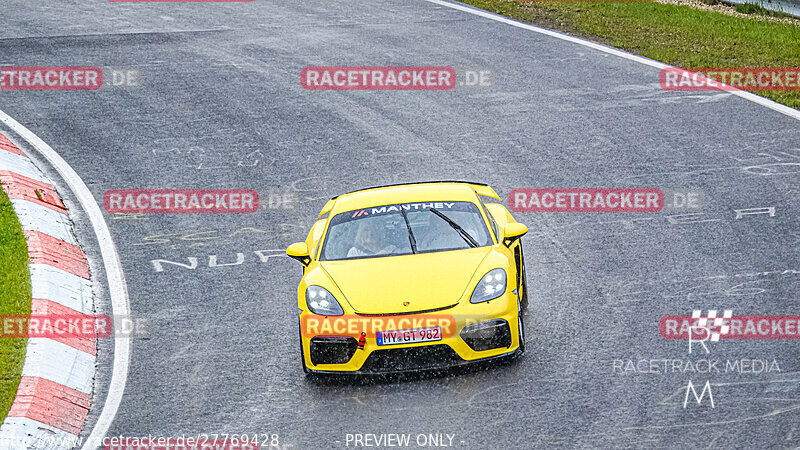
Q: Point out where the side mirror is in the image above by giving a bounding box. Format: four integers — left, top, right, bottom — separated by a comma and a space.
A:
286, 242, 310, 265
503, 223, 528, 247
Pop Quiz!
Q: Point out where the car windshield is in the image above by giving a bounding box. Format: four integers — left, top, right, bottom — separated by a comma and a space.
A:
320, 201, 493, 261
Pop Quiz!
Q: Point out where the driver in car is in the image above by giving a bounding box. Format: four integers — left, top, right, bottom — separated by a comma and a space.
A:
347, 219, 397, 257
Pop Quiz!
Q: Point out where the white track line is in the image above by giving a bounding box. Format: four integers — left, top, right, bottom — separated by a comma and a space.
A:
425, 0, 800, 121
0, 110, 130, 450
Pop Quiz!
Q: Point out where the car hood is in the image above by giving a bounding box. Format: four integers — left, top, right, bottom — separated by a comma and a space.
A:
321, 247, 491, 315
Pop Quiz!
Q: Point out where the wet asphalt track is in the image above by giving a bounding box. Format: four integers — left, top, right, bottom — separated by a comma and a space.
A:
1, 0, 800, 448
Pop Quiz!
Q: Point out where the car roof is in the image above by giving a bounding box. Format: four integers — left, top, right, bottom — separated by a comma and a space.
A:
322, 181, 495, 217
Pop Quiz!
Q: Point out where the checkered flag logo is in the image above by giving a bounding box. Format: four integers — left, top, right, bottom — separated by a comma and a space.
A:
692, 309, 733, 341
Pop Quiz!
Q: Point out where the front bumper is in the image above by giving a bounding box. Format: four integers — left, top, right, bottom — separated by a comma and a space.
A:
309, 345, 521, 375
299, 293, 521, 374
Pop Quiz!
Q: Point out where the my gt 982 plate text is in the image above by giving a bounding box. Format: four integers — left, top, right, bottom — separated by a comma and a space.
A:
376, 326, 442, 346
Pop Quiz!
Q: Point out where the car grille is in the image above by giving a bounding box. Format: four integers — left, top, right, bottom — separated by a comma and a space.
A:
310, 336, 359, 365
360, 345, 463, 373
460, 319, 512, 352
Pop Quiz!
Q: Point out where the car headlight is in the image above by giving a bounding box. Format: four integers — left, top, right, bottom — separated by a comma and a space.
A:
470, 269, 507, 303
306, 286, 344, 316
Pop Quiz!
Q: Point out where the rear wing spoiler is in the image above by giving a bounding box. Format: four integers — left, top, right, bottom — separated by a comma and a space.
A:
317, 181, 501, 218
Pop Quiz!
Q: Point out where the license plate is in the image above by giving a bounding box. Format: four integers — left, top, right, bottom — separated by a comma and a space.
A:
376, 326, 442, 346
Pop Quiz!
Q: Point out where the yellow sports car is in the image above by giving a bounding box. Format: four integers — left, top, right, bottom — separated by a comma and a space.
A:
286, 181, 528, 374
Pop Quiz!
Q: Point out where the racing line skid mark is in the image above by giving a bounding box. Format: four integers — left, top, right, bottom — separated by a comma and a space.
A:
132, 227, 269, 248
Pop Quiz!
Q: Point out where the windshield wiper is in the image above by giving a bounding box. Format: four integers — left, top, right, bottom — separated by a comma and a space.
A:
429, 208, 478, 248
400, 209, 418, 254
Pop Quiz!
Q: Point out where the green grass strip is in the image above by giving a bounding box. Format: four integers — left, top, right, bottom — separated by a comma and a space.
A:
0, 184, 31, 423
462, 0, 800, 109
